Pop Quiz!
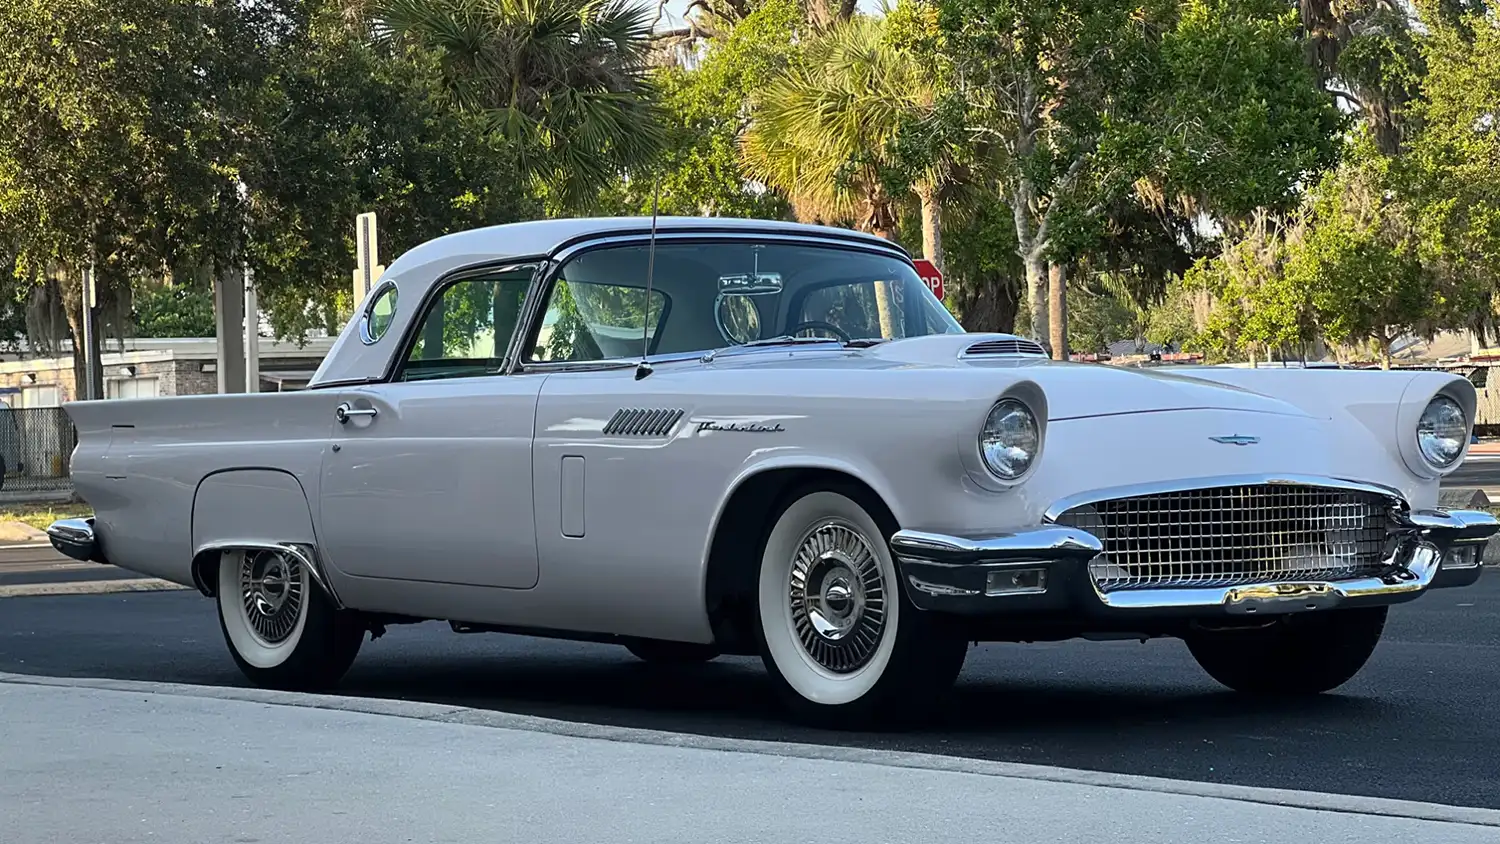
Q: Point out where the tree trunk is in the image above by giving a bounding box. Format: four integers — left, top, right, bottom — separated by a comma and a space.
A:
1024, 255, 1049, 351
867, 199, 901, 338
955, 274, 1019, 333
1048, 263, 1068, 361
917, 184, 944, 274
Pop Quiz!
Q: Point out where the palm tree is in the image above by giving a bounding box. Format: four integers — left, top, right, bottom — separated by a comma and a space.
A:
741, 15, 949, 268
370, 0, 667, 211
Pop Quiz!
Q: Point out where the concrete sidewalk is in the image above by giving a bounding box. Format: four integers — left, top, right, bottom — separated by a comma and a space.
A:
2, 673, 1497, 843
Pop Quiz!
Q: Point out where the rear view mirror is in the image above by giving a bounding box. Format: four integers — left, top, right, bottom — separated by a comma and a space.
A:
718, 273, 783, 295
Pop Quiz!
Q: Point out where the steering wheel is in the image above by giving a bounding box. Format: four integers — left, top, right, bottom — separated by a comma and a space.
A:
788, 320, 852, 343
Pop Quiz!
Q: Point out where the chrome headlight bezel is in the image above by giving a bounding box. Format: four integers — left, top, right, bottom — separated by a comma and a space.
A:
1417, 394, 1466, 470
979, 397, 1040, 481
1395, 379, 1476, 480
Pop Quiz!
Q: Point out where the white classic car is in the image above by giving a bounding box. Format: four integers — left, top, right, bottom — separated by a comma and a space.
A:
48, 216, 1495, 728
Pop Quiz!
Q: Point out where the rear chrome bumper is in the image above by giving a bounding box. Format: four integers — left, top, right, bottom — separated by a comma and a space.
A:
891, 508, 1496, 618
46, 517, 107, 565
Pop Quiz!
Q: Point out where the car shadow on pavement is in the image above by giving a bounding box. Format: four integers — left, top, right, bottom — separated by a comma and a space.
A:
332, 647, 1384, 746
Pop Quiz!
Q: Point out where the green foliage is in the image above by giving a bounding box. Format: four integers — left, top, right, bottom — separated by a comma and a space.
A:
1182, 212, 1314, 361
1187, 2, 1499, 363
1284, 146, 1431, 359
1139, 0, 1345, 219
242, 7, 537, 338
741, 12, 933, 231
371, 0, 667, 213
0, 0, 248, 300
1066, 277, 1141, 355
599, 0, 803, 218
1404, 1, 1500, 331
130, 284, 217, 338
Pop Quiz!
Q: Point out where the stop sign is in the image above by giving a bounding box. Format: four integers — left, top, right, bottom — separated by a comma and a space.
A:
913, 258, 944, 301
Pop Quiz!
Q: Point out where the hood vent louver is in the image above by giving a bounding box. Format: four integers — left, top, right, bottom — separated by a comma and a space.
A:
962, 338, 1048, 358
603, 408, 685, 437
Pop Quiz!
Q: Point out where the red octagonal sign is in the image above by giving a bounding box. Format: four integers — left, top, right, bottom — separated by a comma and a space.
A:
913, 258, 944, 301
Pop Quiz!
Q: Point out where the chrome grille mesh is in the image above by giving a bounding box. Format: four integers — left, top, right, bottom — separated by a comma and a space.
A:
1054, 484, 1394, 592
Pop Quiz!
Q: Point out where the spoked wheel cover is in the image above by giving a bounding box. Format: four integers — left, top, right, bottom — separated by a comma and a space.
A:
217, 548, 312, 670
239, 549, 306, 647
758, 491, 901, 707
787, 518, 887, 674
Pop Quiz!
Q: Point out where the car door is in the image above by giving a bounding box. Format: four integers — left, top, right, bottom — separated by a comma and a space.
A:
316, 267, 545, 590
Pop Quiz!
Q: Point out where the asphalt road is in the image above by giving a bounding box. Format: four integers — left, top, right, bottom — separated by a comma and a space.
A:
1446, 456, 1500, 488
2, 582, 1497, 810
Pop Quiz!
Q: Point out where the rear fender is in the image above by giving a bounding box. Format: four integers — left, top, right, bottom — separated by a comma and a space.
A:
190, 469, 339, 605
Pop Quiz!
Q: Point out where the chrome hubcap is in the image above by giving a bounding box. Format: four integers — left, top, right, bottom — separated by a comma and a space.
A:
240, 550, 304, 645
788, 520, 886, 673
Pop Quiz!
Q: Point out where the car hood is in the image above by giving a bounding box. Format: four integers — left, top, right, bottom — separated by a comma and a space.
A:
861, 335, 1315, 420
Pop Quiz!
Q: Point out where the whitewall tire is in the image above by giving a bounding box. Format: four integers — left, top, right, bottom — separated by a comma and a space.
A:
755, 486, 969, 728
216, 548, 364, 691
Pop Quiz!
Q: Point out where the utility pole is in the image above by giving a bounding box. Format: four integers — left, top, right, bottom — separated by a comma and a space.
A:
353, 211, 383, 305
244, 265, 260, 393
80, 264, 98, 401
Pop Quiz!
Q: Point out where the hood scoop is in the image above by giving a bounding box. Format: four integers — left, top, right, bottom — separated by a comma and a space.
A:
962, 337, 1048, 358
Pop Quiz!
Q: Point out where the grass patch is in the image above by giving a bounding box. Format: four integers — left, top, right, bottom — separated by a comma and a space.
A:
0, 502, 91, 531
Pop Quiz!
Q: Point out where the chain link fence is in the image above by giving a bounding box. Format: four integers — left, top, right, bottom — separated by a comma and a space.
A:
0, 407, 77, 498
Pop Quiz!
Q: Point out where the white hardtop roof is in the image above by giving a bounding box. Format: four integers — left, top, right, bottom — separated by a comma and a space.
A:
311, 216, 905, 388
384, 216, 902, 279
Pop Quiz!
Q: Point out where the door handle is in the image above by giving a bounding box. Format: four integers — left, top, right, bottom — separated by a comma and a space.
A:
335, 402, 377, 424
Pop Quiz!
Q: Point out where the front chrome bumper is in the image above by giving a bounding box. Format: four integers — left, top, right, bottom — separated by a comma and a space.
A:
891, 507, 1496, 617
46, 517, 106, 564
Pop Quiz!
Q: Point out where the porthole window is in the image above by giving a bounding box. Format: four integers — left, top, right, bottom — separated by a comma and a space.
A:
360, 283, 398, 345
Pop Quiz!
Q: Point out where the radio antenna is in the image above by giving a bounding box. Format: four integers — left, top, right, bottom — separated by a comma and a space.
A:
635, 174, 661, 381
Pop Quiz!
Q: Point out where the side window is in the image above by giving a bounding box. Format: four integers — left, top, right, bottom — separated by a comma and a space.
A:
360, 283, 398, 344
529, 279, 668, 363
396, 269, 532, 382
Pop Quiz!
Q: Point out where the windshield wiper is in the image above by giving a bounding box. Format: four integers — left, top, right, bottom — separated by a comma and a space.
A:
740, 335, 843, 347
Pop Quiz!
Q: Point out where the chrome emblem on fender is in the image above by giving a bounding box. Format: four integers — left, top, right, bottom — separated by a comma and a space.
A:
1209, 434, 1260, 446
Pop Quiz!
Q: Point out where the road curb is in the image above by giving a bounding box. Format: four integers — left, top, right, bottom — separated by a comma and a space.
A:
1, 671, 1497, 829
0, 578, 191, 598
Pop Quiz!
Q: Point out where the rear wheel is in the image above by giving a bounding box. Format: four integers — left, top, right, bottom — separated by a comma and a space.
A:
1185, 606, 1388, 695
755, 486, 968, 729
216, 548, 364, 691
624, 640, 720, 664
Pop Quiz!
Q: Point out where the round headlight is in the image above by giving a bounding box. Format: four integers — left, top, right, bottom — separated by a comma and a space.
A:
980, 398, 1039, 480
1417, 395, 1466, 469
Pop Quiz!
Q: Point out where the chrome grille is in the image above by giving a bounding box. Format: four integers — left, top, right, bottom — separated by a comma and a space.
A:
1053, 484, 1395, 592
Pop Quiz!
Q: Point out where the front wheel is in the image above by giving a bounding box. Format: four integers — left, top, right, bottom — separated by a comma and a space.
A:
755, 486, 969, 729
216, 548, 364, 692
1184, 606, 1388, 695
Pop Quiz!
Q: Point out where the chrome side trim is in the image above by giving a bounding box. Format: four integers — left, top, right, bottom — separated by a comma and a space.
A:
1041, 473, 1407, 523
193, 540, 344, 610
47, 517, 102, 564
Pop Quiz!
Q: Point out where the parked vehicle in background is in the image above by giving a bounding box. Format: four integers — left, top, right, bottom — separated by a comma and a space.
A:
48, 217, 1497, 728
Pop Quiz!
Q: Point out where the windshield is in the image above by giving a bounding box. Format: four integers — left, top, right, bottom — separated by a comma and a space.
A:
528, 239, 963, 363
